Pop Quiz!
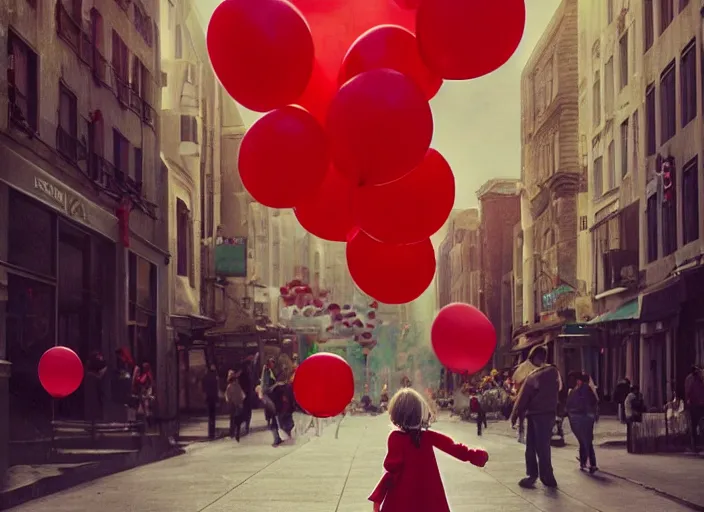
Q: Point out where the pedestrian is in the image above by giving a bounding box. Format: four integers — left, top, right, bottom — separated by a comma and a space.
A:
238, 360, 255, 435
613, 377, 631, 424
225, 369, 245, 441
624, 385, 645, 454
261, 358, 278, 428
202, 364, 220, 440
470, 394, 487, 436
269, 379, 295, 444
368, 388, 489, 512
134, 362, 155, 428
684, 366, 704, 451
566, 372, 599, 473
509, 345, 560, 489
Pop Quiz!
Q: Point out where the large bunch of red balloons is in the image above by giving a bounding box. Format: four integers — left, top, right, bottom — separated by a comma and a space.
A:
208, 0, 526, 306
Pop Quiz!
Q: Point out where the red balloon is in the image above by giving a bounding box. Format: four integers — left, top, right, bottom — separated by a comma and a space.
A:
416, 0, 526, 80
238, 106, 328, 208
327, 69, 433, 186
38, 347, 84, 398
294, 167, 357, 242
291, 0, 415, 120
207, 0, 314, 112
293, 352, 354, 417
340, 25, 442, 100
346, 231, 435, 304
353, 149, 454, 245
431, 303, 496, 374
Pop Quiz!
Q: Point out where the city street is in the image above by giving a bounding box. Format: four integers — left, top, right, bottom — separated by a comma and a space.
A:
8, 414, 697, 512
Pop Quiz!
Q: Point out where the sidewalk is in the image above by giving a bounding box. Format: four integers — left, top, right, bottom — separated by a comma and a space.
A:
477, 416, 704, 510
7, 414, 696, 512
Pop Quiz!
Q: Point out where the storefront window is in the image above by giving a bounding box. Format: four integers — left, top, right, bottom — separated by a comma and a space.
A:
129, 252, 157, 376
8, 191, 55, 278
6, 274, 55, 438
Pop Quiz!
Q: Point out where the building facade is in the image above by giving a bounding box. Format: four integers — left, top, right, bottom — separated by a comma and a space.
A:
578, 0, 644, 399
517, 0, 598, 380
0, 0, 166, 473
448, 209, 482, 306
477, 179, 521, 368
637, 0, 704, 405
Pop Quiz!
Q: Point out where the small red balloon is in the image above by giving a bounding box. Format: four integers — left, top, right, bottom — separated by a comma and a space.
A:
239, 106, 329, 208
293, 352, 354, 417
346, 231, 435, 304
353, 148, 455, 245
294, 167, 357, 242
207, 0, 314, 112
340, 25, 442, 100
326, 69, 433, 186
416, 0, 526, 80
431, 303, 496, 374
38, 346, 84, 398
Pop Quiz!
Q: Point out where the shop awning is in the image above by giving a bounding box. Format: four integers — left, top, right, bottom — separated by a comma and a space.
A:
588, 299, 640, 324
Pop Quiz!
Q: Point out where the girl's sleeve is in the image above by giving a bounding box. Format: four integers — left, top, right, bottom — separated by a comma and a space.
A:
368, 432, 405, 503
426, 430, 488, 467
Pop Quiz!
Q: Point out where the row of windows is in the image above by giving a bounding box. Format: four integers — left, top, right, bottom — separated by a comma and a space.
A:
592, 30, 629, 128
644, 0, 690, 52
593, 112, 639, 198
644, 39, 698, 155
645, 156, 700, 263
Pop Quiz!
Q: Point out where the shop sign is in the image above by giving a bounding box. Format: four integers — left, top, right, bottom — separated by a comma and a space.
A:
215, 237, 247, 277
33, 177, 87, 222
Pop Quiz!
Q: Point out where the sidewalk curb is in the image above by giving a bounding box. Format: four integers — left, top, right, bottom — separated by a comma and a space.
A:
0, 445, 185, 511
598, 470, 704, 511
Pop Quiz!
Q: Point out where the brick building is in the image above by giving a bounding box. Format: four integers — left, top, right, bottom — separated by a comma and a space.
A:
477, 179, 521, 369
516, 0, 597, 379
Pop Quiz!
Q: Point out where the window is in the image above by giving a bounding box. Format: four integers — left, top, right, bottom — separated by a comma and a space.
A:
133, 4, 152, 46
128, 252, 157, 378
663, 191, 677, 257
180, 115, 198, 143
113, 129, 130, 177
619, 31, 629, 89
608, 140, 616, 190
660, 62, 676, 143
644, 0, 654, 51
57, 83, 78, 161
90, 9, 106, 82
186, 63, 196, 84
683, 157, 699, 244
620, 119, 629, 177
605, 58, 614, 114
647, 193, 658, 262
593, 73, 601, 127
632, 111, 639, 182
7, 30, 39, 131
176, 199, 190, 277
134, 147, 143, 185
112, 30, 129, 104
660, 0, 673, 33
593, 156, 603, 197
681, 40, 696, 126
608, 0, 614, 24
580, 215, 588, 231
645, 84, 656, 154
175, 25, 183, 59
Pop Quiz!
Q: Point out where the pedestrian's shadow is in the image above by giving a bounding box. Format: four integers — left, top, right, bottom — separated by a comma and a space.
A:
583, 472, 613, 485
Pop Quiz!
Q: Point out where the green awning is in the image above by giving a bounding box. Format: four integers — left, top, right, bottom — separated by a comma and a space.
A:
588, 299, 639, 324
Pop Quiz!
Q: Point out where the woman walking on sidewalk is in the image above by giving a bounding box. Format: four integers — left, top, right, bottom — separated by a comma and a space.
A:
566, 372, 599, 473
226, 369, 245, 441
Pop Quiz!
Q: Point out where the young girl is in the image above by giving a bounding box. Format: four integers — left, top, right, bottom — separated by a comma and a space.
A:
369, 388, 489, 512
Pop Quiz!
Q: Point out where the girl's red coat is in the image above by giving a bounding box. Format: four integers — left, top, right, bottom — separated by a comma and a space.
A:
368, 429, 488, 512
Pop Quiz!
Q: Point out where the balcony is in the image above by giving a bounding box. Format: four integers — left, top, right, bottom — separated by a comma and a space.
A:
56, 125, 86, 163
56, 2, 93, 66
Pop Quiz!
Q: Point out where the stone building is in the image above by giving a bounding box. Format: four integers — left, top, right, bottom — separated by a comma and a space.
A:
0, 0, 166, 474
516, 0, 596, 379
436, 209, 463, 310
448, 209, 482, 306
636, 0, 704, 404
578, 0, 643, 398
477, 179, 521, 368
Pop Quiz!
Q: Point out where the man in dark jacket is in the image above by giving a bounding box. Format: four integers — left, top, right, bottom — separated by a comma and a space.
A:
614, 377, 631, 423
510, 345, 560, 489
202, 365, 220, 440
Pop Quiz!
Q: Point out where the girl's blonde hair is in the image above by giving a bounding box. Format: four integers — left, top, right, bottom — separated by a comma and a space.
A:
388, 387, 430, 441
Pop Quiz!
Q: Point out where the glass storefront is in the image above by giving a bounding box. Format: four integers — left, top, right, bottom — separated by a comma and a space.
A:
2, 191, 115, 436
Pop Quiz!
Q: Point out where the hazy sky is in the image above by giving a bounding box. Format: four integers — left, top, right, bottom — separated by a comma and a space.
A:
198, 1, 561, 209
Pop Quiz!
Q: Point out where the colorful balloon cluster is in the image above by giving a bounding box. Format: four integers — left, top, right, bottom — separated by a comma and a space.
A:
208, 0, 526, 305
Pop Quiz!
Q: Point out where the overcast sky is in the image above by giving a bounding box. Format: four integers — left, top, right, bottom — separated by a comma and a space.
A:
198, 1, 562, 209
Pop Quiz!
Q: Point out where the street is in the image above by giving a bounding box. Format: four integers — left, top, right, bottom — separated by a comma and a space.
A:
7, 414, 696, 512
